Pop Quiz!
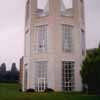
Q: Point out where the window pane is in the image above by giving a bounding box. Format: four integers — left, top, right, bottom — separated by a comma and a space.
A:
63, 0, 73, 9
61, 0, 73, 16
25, 0, 30, 26
38, 0, 48, 9
34, 25, 48, 53
62, 61, 75, 92
35, 61, 48, 92
62, 24, 73, 52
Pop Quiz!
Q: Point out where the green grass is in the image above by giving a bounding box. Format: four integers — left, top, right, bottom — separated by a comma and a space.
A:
0, 83, 100, 100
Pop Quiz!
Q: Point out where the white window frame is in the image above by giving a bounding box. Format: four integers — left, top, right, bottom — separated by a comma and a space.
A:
62, 61, 75, 92
33, 25, 48, 53
81, 29, 85, 56
35, 61, 48, 92
62, 24, 73, 52
25, 0, 30, 26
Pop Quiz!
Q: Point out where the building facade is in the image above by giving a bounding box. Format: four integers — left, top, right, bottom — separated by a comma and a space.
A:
23, 0, 86, 92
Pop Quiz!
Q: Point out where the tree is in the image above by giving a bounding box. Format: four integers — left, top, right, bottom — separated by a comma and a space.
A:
11, 63, 18, 72
10, 63, 19, 82
0, 63, 6, 73
80, 48, 100, 94
0, 63, 6, 82
0, 62, 19, 83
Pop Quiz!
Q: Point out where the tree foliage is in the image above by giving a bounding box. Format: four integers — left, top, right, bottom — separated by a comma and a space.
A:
11, 63, 18, 72
0, 63, 6, 72
0, 62, 19, 83
80, 48, 100, 93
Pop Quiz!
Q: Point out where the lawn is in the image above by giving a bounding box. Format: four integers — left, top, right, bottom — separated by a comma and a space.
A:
0, 83, 100, 100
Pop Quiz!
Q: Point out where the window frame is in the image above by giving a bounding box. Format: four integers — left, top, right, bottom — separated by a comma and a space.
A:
62, 61, 75, 92
35, 61, 48, 92
33, 24, 48, 53
62, 24, 73, 52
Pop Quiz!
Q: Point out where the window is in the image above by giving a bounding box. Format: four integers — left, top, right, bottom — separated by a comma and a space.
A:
62, 24, 73, 52
80, 0, 84, 22
37, 0, 49, 16
63, 0, 73, 9
34, 25, 48, 53
37, 0, 48, 10
80, 0, 83, 3
61, 0, 73, 16
24, 68, 28, 90
81, 29, 85, 55
62, 61, 75, 91
35, 61, 48, 92
25, 0, 30, 25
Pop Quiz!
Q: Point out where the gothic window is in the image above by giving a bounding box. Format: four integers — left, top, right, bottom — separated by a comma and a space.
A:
81, 29, 85, 56
34, 25, 47, 53
24, 67, 28, 90
37, 0, 48, 9
62, 61, 75, 92
37, 0, 49, 16
63, 0, 73, 9
35, 61, 48, 92
62, 24, 73, 52
80, 0, 84, 22
80, 0, 83, 3
25, 0, 30, 25
61, 0, 73, 16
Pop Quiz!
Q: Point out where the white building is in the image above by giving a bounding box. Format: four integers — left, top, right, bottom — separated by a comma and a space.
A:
23, 0, 86, 92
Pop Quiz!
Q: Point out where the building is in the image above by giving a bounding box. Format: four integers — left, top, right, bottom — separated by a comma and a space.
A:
23, 0, 86, 92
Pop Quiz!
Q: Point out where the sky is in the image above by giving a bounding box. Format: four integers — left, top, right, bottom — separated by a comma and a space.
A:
0, 0, 100, 70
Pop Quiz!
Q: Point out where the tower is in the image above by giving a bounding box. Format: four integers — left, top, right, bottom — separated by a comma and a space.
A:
23, 0, 85, 92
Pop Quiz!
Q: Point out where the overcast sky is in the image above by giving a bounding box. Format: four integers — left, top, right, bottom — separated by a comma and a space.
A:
0, 0, 100, 69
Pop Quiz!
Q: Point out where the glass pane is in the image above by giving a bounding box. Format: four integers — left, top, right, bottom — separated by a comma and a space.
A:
62, 25, 73, 51
34, 25, 47, 53
63, 0, 73, 9
62, 61, 74, 91
38, 0, 48, 9
35, 61, 48, 92
61, 0, 73, 16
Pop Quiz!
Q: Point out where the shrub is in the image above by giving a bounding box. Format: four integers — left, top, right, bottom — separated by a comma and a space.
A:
19, 89, 22, 92
44, 88, 54, 92
26, 88, 35, 93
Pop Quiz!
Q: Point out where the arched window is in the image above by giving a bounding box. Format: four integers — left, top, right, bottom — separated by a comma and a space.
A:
63, 0, 73, 9
25, 0, 30, 25
37, 0, 48, 9
37, 0, 48, 16
35, 61, 48, 92
61, 0, 73, 16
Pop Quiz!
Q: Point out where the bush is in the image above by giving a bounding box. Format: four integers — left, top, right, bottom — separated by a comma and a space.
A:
44, 88, 54, 92
81, 48, 100, 94
19, 89, 22, 92
26, 88, 35, 93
